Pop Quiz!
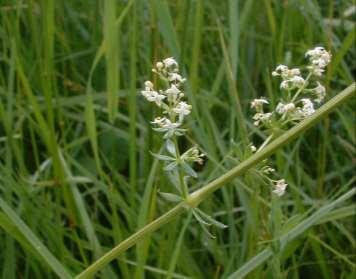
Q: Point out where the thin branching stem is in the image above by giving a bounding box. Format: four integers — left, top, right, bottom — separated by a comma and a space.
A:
75, 83, 355, 279
291, 72, 312, 102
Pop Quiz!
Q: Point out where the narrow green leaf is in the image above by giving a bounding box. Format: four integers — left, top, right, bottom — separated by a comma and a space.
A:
167, 213, 192, 279
164, 161, 178, 171
85, 92, 101, 172
166, 139, 176, 156
192, 209, 211, 226
195, 208, 228, 229
0, 196, 72, 279
151, 0, 180, 58
181, 162, 197, 178
159, 192, 183, 203
150, 152, 175, 161
104, 0, 119, 123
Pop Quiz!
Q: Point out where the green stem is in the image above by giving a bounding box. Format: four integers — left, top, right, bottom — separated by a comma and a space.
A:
257, 134, 274, 152
172, 136, 189, 198
75, 83, 355, 279
271, 257, 282, 278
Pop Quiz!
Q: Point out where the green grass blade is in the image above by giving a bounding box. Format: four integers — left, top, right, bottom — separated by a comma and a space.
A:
151, 0, 180, 58
104, 0, 119, 123
0, 196, 72, 279
227, 187, 356, 278
167, 213, 192, 279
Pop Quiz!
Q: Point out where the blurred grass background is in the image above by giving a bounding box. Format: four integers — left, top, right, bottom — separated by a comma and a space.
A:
0, 0, 355, 278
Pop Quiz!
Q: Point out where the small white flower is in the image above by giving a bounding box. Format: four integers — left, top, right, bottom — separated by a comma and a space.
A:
181, 147, 205, 164
289, 68, 301, 76
275, 103, 284, 114
284, 103, 296, 111
161, 119, 179, 129
305, 47, 331, 64
272, 64, 288, 76
281, 68, 301, 80
280, 76, 305, 90
144, 80, 154, 89
273, 64, 304, 90
156, 62, 164, 70
313, 82, 326, 103
163, 57, 178, 68
300, 98, 315, 116
250, 145, 257, 152
141, 90, 166, 106
312, 58, 327, 68
305, 47, 331, 76
168, 73, 186, 84
280, 80, 289, 90
276, 102, 295, 114
305, 47, 322, 57
165, 84, 181, 97
151, 117, 182, 138
153, 94, 166, 106
272, 65, 301, 80
151, 117, 166, 126
260, 165, 275, 174
250, 98, 269, 109
151, 117, 180, 129
253, 112, 272, 126
290, 75, 305, 88
276, 65, 288, 71
173, 101, 191, 118
272, 179, 288, 196
141, 89, 154, 99
263, 167, 275, 174
307, 65, 324, 76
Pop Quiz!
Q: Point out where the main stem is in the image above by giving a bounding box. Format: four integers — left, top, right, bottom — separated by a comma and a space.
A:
76, 83, 355, 279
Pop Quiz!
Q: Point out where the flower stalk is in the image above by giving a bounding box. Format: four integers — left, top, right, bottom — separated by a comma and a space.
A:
250, 47, 333, 196
141, 58, 202, 201
141, 58, 223, 233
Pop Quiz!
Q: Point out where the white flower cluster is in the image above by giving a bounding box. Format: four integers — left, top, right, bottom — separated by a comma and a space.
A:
181, 147, 205, 165
141, 57, 192, 139
272, 65, 305, 90
142, 58, 228, 234
251, 46, 331, 129
250, 98, 272, 127
141, 57, 204, 179
250, 47, 331, 197
141, 81, 166, 106
305, 46, 332, 76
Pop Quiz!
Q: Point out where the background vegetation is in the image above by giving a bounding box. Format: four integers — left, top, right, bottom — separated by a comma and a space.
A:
0, 0, 355, 278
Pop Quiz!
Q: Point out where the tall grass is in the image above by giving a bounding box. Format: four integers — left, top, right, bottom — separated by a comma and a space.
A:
0, 1, 355, 278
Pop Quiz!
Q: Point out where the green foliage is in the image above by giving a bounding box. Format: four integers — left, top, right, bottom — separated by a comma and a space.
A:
0, 1, 355, 278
